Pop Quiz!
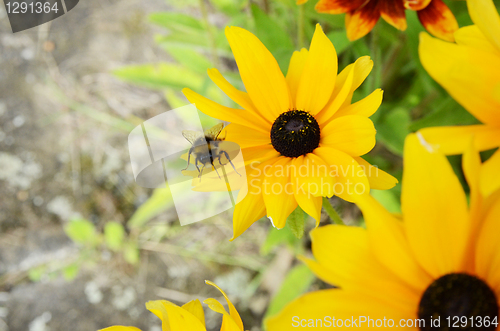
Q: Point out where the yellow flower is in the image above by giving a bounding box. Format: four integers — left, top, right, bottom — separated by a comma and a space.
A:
419, 0, 500, 156
298, 0, 458, 41
183, 24, 397, 239
267, 133, 500, 330
99, 281, 244, 331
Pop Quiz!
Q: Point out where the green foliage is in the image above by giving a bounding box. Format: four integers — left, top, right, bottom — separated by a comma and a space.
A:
104, 222, 126, 251
264, 264, 315, 320
64, 219, 97, 246
286, 206, 306, 239
127, 187, 174, 229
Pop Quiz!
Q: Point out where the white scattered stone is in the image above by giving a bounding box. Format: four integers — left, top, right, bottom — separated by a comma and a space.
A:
12, 115, 25, 127
84, 282, 103, 305
28, 311, 51, 331
111, 286, 136, 311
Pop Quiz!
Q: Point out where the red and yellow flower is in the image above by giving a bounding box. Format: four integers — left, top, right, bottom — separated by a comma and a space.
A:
300, 0, 458, 41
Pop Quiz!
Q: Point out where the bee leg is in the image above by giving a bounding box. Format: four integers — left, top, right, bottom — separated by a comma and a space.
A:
198, 163, 206, 182
182, 148, 193, 171
213, 162, 221, 179
223, 151, 242, 176
195, 157, 201, 173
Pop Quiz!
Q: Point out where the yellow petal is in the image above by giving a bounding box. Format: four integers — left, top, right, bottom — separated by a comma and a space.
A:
293, 186, 322, 225
296, 24, 338, 115
345, 1, 381, 41
307, 225, 421, 310
454, 25, 500, 55
356, 194, 432, 291
266, 289, 416, 331
99, 327, 142, 331
262, 158, 298, 229
241, 145, 280, 166
225, 26, 291, 120
205, 281, 244, 331
354, 156, 398, 190
291, 153, 335, 199
286, 48, 308, 108
333, 88, 383, 118
181, 300, 205, 327
231, 160, 274, 240
417, 0, 458, 42
320, 115, 376, 157
418, 124, 500, 155
207, 68, 267, 121
314, 62, 354, 124
315, 56, 373, 124
313, 147, 370, 203
145, 300, 206, 331
183, 88, 269, 133
224, 123, 271, 149
467, 0, 500, 51
475, 199, 500, 290
419, 32, 500, 126
480, 149, 500, 198
402, 134, 470, 277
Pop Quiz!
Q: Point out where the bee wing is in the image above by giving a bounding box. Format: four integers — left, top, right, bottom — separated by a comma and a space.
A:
182, 130, 205, 145
204, 123, 224, 140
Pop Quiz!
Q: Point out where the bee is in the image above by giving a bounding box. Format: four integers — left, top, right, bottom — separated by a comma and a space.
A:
182, 123, 241, 180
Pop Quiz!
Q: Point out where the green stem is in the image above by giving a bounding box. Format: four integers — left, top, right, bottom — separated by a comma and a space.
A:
322, 197, 344, 225
298, 4, 305, 48
198, 0, 219, 68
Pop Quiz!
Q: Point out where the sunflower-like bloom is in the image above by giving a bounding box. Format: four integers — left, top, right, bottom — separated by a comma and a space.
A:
267, 133, 500, 330
183, 24, 397, 239
99, 281, 244, 331
301, 0, 458, 41
419, 0, 500, 196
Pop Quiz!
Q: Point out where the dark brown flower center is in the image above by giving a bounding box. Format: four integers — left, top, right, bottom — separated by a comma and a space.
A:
418, 273, 499, 330
270, 110, 320, 158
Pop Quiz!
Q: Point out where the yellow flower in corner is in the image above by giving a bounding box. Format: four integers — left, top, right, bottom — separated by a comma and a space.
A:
299, 0, 458, 41
99, 281, 244, 331
267, 133, 500, 330
419, 0, 500, 153
419, 0, 500, 198
183, 24, 397, 240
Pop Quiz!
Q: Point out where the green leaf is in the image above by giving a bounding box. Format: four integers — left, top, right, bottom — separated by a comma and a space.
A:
127, 187, 174, 229
123, 242, 140, 265
62, 264, 80, 281
28, 266, 46, 282
149, 12, 204, 33
113, 63, 204, 91
64, 219, 97, 246
260, 224, 300, 255
376, 107, 411, 156
104, 222, 126, 251
326, 31, 351, 55
371, 189, 401, 214
165, 46, 214, 74
251, 4, 294, 72
286, 206, 306, 239
264, 264, 315, 319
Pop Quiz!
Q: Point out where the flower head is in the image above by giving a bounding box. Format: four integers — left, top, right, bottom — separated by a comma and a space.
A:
183, 24, 397, 239
419, 0, 500, 159
308, 0, 458, 41
267, 133, 500, 330
100, 281, 243, 331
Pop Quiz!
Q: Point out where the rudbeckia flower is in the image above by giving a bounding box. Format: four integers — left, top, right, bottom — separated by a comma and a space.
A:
99, 281, 243, 331
267, 133, 500, 330
182, 24, 397, 239
301, 0, 458, 41
419, 0, 500, 185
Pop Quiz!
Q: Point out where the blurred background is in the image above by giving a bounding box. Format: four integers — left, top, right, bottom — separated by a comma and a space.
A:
0, 0, 489, 330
